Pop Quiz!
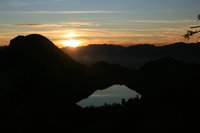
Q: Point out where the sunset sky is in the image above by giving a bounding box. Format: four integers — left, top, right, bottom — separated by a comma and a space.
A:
0, 0, 200, 47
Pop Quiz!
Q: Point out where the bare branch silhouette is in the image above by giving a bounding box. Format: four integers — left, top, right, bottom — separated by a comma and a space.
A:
198, 14, 200, 20
184, 30, 200, 40
184, 14, 200, 40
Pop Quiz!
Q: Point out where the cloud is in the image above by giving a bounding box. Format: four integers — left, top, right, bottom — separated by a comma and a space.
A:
0, 0, 63, 6
0, 10, 116, 14
123, 19, 194, 24
16, 22, 99, 28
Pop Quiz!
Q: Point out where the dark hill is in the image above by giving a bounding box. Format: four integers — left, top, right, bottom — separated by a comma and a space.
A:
85, 61, 135, 91
0, 35, 200, 131
0, 34, 134, 111
126, 57, 200, 107
0, 46, 6, 51
62, 42, 200, 69
0, 34, 89, 111
1, 35, 199, 108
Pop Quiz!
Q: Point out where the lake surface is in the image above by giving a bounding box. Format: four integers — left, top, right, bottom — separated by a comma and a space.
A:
77, 85, 140, 107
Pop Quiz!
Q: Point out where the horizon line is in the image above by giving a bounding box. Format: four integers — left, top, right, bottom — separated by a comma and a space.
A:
60, 41, 199, 49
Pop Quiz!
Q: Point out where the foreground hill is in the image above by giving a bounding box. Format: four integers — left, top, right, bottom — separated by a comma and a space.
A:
0, 34, 199, 132
129, 57, 200, 107
0, 35, 199, 107
0, 34, 135, 110
0, 35, 87, 107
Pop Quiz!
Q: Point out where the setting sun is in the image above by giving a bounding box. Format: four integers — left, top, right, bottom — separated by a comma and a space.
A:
63, 39, 82, 48
65, 33, 76, 38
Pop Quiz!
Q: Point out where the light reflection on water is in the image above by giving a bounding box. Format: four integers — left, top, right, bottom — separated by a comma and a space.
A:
77, 85, 140, 107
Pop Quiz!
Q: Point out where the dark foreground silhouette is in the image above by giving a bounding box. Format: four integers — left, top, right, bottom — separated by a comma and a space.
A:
0, 34, 199, 132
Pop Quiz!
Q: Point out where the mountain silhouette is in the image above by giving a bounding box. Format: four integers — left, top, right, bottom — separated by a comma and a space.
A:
126, 57, 200, 108
0, 34, 134, 112
1, 34, 199, 108
0, 46, 6, 51
85, 61, 135, 92
0, 34, 89, 112
0, 34, 199, 131
62, 42, 200, 69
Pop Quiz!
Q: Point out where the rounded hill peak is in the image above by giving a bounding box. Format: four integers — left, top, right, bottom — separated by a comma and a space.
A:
5, 34, 81, 70
9, 34, 56, 49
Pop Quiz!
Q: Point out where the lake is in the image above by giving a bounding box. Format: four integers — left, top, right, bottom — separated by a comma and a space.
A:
77, 85, 140, 107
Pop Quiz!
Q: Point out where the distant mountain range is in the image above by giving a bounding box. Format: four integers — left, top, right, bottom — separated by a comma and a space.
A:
0, 35, 199, 111
62, 42, 200, 69
0, 34, 200, 132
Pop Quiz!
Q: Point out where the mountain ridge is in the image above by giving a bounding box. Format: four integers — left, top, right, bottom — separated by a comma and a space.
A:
62, 42, 200, 69
0, 34, 199, 110
0, 34, 136, 109
0, 34, 200, 131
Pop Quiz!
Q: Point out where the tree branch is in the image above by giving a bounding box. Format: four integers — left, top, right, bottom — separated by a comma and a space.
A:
183, 30, 200, 40
190, 26, 200, 29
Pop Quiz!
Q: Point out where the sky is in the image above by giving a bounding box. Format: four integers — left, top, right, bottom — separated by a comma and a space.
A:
0, 0, 200, 47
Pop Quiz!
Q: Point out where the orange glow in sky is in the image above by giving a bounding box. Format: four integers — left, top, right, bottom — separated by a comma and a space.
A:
62, 32, 82, 47
0, 0, 199, 47
65, 33, 77, 38
63, 39, 82, 48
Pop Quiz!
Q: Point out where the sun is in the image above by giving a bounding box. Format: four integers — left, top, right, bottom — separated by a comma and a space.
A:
65, 33, 76, 38
63, 39, 82, 48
